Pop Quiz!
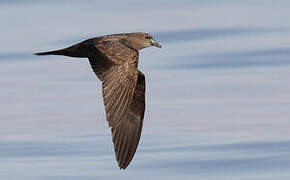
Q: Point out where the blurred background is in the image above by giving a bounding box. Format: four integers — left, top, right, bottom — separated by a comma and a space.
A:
1, 0, 290, 179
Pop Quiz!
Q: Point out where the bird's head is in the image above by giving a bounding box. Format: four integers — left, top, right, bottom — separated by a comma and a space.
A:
121, 32, 162, 50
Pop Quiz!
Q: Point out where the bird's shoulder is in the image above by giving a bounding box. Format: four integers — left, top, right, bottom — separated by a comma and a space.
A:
83, 36, 138, 65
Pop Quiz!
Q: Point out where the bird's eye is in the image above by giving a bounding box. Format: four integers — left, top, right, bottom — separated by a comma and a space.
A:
145, 36, 151, 40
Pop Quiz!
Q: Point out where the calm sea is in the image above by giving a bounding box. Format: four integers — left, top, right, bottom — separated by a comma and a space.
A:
0, 1, 290, 179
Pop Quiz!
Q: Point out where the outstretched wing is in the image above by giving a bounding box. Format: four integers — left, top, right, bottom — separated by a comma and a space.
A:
111, 71, 145, 169
88, 41, 145, 168
89, 41, 139, 127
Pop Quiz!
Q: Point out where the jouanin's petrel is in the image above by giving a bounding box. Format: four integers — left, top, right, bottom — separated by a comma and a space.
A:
35, 32, 162, 169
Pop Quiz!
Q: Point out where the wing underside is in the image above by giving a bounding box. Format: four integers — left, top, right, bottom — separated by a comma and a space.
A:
88, 40, 145, 169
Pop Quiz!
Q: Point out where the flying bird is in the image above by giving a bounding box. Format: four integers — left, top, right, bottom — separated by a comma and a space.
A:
35, 32, 162, 169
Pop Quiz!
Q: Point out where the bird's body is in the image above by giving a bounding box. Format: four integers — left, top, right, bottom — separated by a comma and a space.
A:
35, 32, 161, 169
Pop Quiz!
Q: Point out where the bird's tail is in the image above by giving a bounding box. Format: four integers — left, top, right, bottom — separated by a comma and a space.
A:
34, 50, 63, 56
34, 43, 88, 58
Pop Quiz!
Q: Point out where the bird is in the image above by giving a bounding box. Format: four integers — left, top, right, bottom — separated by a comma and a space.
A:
35, 32, 162, 169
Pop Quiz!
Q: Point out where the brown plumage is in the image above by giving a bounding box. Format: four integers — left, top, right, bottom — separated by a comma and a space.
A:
35, 32, 161, 169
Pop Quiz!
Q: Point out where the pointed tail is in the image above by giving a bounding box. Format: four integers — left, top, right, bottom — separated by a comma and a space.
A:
34, 43, 88, 58
34, 50, 63, 56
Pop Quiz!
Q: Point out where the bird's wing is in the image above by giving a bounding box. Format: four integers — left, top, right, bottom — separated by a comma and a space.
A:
94, 40, 138, 64
111, 71, 145, 169
88, 41, 146, 168
89, 41, 139, 127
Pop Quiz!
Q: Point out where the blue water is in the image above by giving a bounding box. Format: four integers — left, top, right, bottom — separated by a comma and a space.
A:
1, 1, 290, 179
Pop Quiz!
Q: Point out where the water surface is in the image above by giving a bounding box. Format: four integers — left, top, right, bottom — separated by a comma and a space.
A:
1, 1, 290, 179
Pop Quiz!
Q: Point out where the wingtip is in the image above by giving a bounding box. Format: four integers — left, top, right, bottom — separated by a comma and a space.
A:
118, 160, 130, 170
